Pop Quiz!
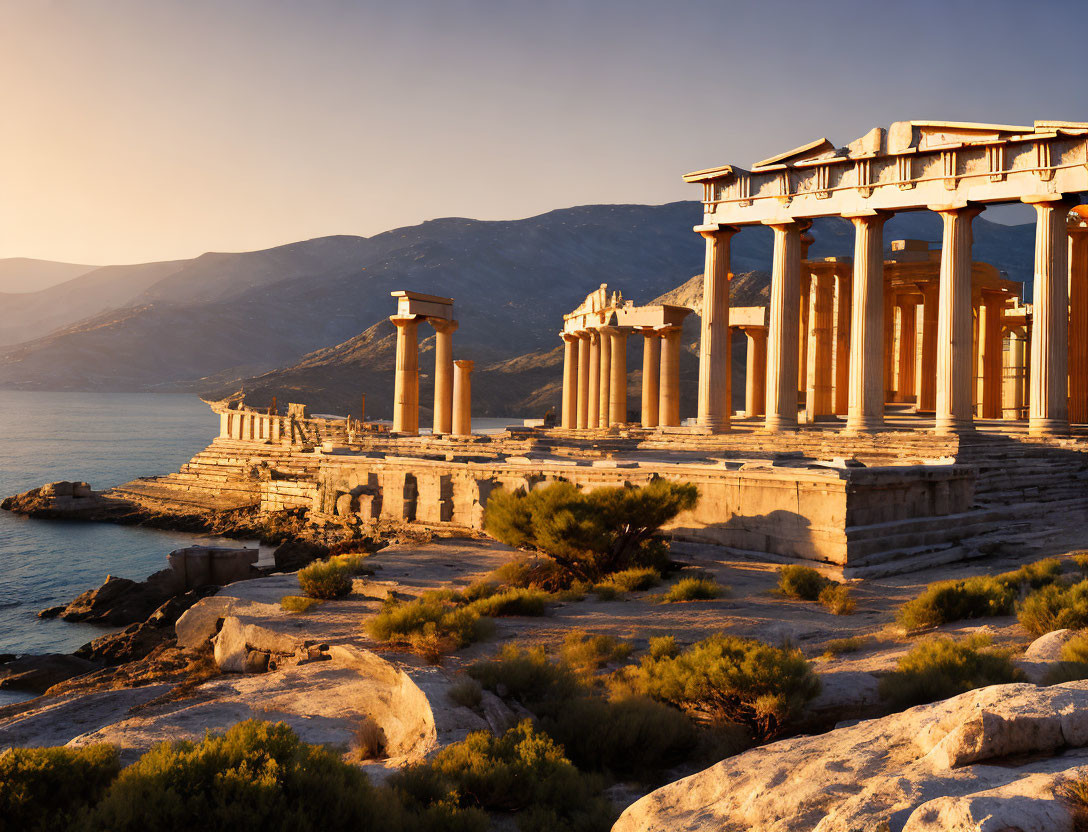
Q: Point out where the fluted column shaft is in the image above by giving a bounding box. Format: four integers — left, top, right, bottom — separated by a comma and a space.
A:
765, 221, 802, 431
807, 272, 835, 418
847, 212, 890, 432
587, 331, 601, 428
597, 328, 612, 428
894, 299, 917, 404
798, 272, 812, 407
697, 225, 738, 432
917, 282, 939, 412
833, 268, 852, 416
603, 326, 629, 425
741, 326, 767, 417
1005, 328, 1028, 420
561, 334, 579, 429
452, 360, 474, 437
430, 318, 458, 434
576, 333, 590, 429
640, 329, 660, 428
978, 292, 1005, 419
1070, 226, 1088, 424
659, 326, 682, 427
1028, 198, 1072, 436
932, 205, 981, 433
391, 315, 421, 434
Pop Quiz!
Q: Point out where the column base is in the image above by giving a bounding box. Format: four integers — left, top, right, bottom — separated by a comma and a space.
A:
1029, 417, 1070, 437
844, 415, 884, 434
698, 416, 730, 434
932, 416, 975, 436
764, 415, 799, 432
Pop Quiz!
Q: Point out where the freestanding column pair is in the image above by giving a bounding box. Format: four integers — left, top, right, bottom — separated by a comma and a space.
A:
390, 312, 463, 436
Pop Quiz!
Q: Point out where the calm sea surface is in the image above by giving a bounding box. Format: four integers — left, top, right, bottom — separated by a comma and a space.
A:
0, 392, 523, 705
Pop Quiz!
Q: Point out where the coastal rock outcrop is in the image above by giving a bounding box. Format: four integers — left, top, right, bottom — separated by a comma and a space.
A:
0, 654, 99, 694
613, 682, 1088, 832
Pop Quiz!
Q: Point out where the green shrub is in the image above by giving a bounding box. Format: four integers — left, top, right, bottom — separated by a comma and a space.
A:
366, 592, 493, 654
483, 480, 697, 583
298, 559, 353, 600
466, 587, 549, 618
390, 721, 615, 832
559, 631, 633, 677
461, 580, 502, 603
822, 636, 871, 657
85, 720, 402, 832
469, 645, 584, 705
661, 577, 724, 603
605, 567, 662, 593
488, 557, 572, 592
621, 634, 820, 740
280, 595, 321, 614
1042, 633, 1088, 685
0, 744, 120, 832
447, 677, 484, 709
995, 557, 1064, 590
818, 583, 856, 615
1018, 581, 1088, 637
897, 576, 1016, 630
777, 565, 832, 601
1073, 552, 1088, 575
878, 635, 1023, 709
591, 583, 622, 601
1063, 634, 1088, 663
648, 635, 679, 659
329, 553, 373, 575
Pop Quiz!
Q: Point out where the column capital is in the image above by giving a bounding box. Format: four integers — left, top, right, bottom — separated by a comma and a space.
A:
453, 359, 475, 371
760, 217, 807, 230
598, 325, 631, 336
428, 317, 459, 334
561, 331, 581, 343
694, 223, 740, 240
927, 201, 985, 219
656, 324, 683, 336
637, 326, 663, 338
389, 314, 420, 328
843, 209, 894, 226
737, 324, 768, 340
1021, 193, 1081, 207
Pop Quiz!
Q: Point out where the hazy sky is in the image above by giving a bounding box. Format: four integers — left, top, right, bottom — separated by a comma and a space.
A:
0, 0, 1085, 265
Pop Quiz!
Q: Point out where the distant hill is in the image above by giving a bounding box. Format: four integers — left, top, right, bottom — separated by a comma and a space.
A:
0, 203, 1037, 416
0, 258, 96, 294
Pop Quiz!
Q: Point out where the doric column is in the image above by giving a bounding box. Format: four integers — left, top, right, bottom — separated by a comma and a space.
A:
833, 266, 852, 416
1026, 196, 1073, 436
390, 314, 421, 434
640, 328, 661, 428
659, 325, 682, 427
587, 330, 601, 428
807, 271, 835, 419
604, 326, 629, 425
916, 282, 939, 413
576, 333, 591, 429
430, 318, 458, 435
765, 220, 802, 432
883, 289, 897, 403
894, 298, 918, 404
978, 291, 1005, 419
1004, 328, 1028, 420
561, 333, 580, 429
932, 204, 982, 434
597, 326, 612, 428
452, 360, 474, 437
798, 271, 812, 408
1069, 215, 1088, 424
846, 211, 891, 433
740, 325, 767, 417
696, 224, 739, 433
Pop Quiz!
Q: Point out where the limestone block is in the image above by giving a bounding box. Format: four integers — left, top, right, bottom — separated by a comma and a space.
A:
176, 595, 236, 649
213, 616, 249, 672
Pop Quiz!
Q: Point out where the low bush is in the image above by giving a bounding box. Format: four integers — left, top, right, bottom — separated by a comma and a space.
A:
878, 634, 1023, 709
352, 716, 386, 761
466, 587, 549, 618
488, 556, 572, 592
391, 721, 614, 832
995, 557, 1063, 590
591, 583, 622, 601
1018, 580, 1088, 637
280, 595, 321, 614
461, 580, 502, 603
1064, 634, 1088, 664
329, 553, 373, 575
648, 635, 679, 659
1042, 634, 1088, 685
365, 592, 493, 655
896, 576, 1016, 630
483, 479, 697, 583
777, 565, 831, 601
605, 567, 662, 593
818, 584, 856, 615
469, 645, 583, 705
822, 636, 871, 657
661, 576, 724, 603
298, 558, 353, 600
620, 634, 820, 740
447, 677, 484, 709
1073, 552, 1088, 575
1061, 777, 1088, 831
0, 744, 120, 832
559, 631, 633, 678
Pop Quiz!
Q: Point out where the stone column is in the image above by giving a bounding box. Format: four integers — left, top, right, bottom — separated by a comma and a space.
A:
1069, 219, 1088, 424
846, 211, 891, 433
765, 221, 802, 432
390, 314, 421, 434
659, 325, 682, 427
807, 272, 835, 419
561, 333, 579, 429
597, 326, 612, 428
978, 291, 1005, 419
1005, 328, 1028, 420
603, 326, 629, 425
587, 330, 601, 429
740, 325, 767, 417
894, 298, 917, 404
798, 271, 812, 408
576, 333, 591, 429
932, 204, 982, 434
1026, 196, 1072, 436
452, 360, 474, 437
833, 267, 852, 416
696, 224, 739, 433
916, 282, 939, 413
640, 328, 660, 428
430, 318, 458, 435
